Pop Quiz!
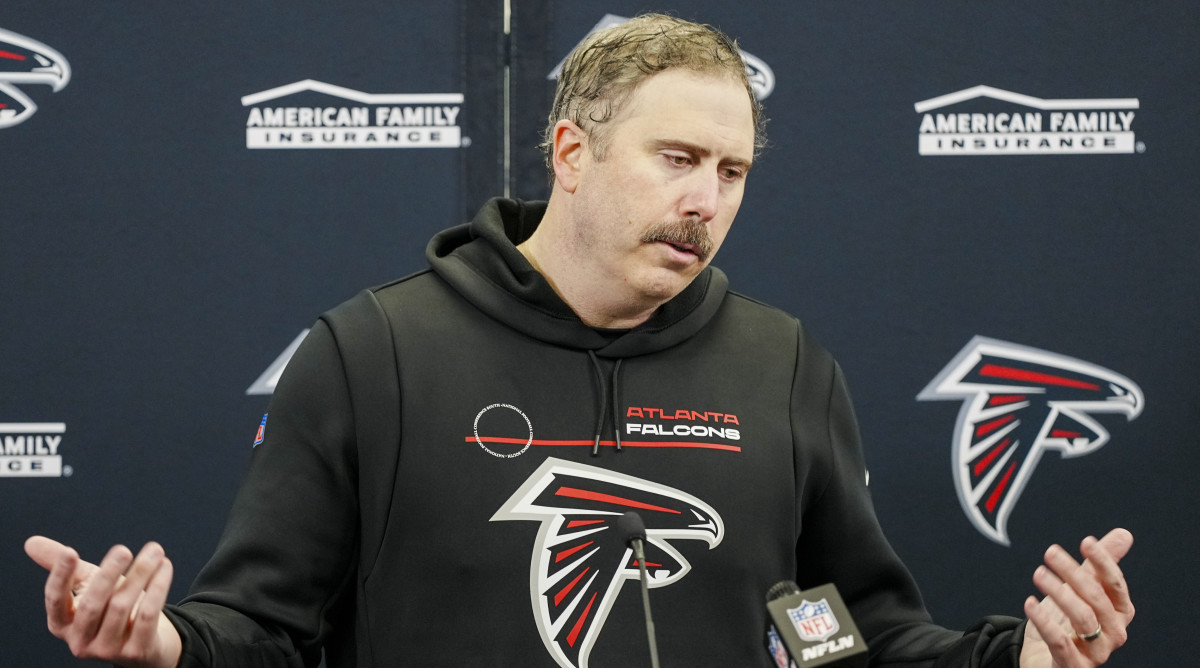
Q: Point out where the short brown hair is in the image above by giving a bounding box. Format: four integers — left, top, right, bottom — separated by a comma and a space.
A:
541, 13, 766, 172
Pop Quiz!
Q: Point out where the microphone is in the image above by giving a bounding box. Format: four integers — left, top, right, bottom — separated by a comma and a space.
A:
765, 580, 867, 668
617, 511, 661, 668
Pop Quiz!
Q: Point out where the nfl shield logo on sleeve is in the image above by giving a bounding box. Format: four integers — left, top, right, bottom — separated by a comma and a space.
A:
253, 414, 268, 446
787, 598, 840, 642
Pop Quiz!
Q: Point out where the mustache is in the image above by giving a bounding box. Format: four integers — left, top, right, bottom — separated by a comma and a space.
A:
640, 218, 714, 262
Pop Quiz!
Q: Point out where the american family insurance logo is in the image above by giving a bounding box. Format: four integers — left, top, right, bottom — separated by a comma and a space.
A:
1, 422, 69, 477
915, 85, 1141, 156
242, 79, 464, 149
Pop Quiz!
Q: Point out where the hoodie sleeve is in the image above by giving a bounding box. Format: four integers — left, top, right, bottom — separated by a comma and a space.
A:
790, 326, 1025, 667
164, 316, 360, 668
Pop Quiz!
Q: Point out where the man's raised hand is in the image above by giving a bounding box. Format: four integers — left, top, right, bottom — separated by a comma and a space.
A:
25, 536, 182, 668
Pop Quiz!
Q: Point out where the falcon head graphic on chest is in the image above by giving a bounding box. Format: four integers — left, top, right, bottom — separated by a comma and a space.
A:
919, 337, 1143, 546
0, 28, 71, 129
492, 457, 724, 668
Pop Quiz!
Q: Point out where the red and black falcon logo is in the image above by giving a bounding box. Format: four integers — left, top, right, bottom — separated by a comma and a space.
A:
918, 337, 1143, 545
0, 27, 71, 129
492, 457, 724, 668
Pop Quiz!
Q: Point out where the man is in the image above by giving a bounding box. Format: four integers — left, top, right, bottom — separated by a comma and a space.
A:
27, 13, 1133, 668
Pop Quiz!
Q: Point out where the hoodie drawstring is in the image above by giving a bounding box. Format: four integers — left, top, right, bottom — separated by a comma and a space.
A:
611, 359, 623, 452
586, 351, 624, 456
587, 351, 606, 456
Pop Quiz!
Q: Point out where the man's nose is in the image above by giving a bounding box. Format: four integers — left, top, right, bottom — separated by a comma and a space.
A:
681, 169, 719, 221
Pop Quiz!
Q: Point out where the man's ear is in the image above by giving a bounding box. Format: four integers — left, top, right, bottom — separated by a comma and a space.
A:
551, 119, 586, 194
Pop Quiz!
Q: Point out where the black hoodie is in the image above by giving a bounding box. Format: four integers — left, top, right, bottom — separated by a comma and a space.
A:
167, 198, 1024, 667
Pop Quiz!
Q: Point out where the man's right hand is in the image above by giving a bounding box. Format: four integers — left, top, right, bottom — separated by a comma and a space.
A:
25, 536, 182, 668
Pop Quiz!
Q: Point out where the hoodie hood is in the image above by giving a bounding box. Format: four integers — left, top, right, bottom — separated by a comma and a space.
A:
427, 197, 729, 358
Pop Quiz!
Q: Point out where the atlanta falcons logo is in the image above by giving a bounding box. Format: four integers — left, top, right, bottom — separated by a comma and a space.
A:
918, 337, 1143, 545
1, 27, 71, 129
492, 457, 724, 668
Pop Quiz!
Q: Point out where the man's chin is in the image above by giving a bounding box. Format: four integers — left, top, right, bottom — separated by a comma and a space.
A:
636, 268, 703, 303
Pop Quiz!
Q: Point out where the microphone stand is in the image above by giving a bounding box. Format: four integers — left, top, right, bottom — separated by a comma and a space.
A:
631, 538, 661, 668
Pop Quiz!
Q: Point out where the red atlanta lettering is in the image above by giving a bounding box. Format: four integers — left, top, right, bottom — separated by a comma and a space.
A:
625, 407, 739, 424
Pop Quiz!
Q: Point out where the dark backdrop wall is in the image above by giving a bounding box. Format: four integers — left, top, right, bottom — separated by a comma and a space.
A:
3, 2, 1195, 665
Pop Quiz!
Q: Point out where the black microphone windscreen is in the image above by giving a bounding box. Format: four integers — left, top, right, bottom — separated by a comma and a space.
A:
766, 580, 802, 602
617, 510, 647, 545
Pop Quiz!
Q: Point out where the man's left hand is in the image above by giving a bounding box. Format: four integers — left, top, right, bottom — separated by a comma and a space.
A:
1020, 528, 1134, 667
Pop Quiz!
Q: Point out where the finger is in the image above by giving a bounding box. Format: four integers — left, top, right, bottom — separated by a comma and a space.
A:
1057, 539, 1128, 631
68, 544, 134, 650
1024, 592, 1069, 639
43, 546, 82, 633
1080, 536, 1134, 645
1082, 533, 1134, 613
1039, 545, 1103, 637
126, 556, 174, 655
94, 543, 166, 653
115, 543, 166, 606
1024, 595, 1061, 637
1091, 528, 1133, 565
1024, 595, 1088, 668
1045, 542, 1133, 664
28, 536, 102, 598
26, 535, 71, 571
1081, 535, 1132, 608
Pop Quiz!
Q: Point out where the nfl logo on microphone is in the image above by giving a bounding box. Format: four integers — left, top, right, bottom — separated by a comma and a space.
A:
789, 599, 840, 642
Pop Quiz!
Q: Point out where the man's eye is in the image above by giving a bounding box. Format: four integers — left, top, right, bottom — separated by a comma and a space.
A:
667, 155, 689, 165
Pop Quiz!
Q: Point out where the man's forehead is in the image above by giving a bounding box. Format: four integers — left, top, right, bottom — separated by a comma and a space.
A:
617, 70, 756, 152
625, 68, 753, 111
